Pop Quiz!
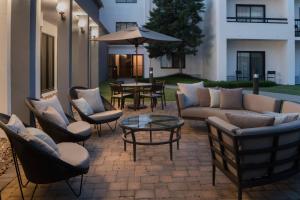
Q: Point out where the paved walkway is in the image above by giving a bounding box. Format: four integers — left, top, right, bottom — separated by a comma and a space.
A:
2, 103, 300, 199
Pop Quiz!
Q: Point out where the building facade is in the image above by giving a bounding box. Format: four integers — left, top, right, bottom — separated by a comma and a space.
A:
0, 0, 107, 124
100, 0, 300, 85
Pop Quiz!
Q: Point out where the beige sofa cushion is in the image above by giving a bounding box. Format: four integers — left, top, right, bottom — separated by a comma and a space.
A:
243, 94, 281, 113
281, 101, 300, 113
225, 113, 275, 129
176, 91, 186, 109
76, 88, 105, 113
209, 88, 220, 108
89, 110, 123, 121
198, 88, 210, 107
220, 88, 243, 110
181, 107, 258, 121
42, 106, 68, 129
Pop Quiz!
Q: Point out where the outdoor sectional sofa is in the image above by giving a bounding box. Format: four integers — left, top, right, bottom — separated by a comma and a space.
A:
176, 92, 300, 200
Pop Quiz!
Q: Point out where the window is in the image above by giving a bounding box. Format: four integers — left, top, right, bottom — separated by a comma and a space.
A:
116, 22, 137, 31
116, 0, 137, 3
41, 33, 55, 93
236, 5, 265, 22
237, 51, 265, 81
160, 54, 186, 69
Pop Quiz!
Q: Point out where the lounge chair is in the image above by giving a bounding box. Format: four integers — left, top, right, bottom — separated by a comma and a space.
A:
69, 86, 123, 136
0, 113, 90, 199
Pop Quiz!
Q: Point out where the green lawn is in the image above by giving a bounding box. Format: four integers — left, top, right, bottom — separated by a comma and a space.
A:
100, 81, 177, 102
260, 85, 300, 96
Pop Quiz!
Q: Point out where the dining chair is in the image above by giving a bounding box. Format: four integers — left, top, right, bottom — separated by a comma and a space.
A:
109, 83, 133, 109
141, 83, 164, 112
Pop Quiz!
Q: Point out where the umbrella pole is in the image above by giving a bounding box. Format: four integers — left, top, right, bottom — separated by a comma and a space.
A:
135, 44, 138, 83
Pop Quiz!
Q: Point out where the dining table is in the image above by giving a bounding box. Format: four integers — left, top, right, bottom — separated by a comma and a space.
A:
121, 82, 152, 110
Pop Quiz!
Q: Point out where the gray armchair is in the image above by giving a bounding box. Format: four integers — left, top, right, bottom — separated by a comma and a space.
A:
0, 113, 90, 199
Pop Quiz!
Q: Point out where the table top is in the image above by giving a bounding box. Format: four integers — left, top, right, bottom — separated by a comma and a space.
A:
120, 114, 184, 131
121, 82, 152, 87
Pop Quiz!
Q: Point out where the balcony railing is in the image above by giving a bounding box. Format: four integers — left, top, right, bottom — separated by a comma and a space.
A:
227, 17, 288, 24
295, 19, 300, 37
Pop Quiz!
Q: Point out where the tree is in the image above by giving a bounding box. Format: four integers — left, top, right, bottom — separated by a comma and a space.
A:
145, 0, 205, 73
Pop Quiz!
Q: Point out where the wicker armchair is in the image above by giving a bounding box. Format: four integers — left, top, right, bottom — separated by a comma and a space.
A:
69, 86, 123, 136
207, 116, 300, 200
25, 97, 91, 144
0, 113, 89, 199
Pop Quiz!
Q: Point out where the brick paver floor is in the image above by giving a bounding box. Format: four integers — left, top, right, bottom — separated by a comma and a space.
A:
2, 103, 300, 199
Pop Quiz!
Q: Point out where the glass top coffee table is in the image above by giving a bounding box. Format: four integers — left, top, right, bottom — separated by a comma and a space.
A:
120, 115, 184, 161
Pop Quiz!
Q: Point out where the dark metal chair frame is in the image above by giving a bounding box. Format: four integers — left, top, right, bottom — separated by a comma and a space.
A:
25, 97, 91, 144
141, 83, 165, 112
0, 113, 88, 200
109, 82, 133, 109
69, 86, 121, 136
207, 118, 300, 200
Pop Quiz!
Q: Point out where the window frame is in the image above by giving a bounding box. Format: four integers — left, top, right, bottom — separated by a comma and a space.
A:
160, 54, 186, 69
40, 33, 55, 94
116, 0, 137, 3
116, 22, 138, 32
235, 4, 266, 22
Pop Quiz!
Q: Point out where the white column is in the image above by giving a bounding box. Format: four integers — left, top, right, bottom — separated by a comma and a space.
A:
215, 0, 227, 81
0, 0, 11, 114
284, 39, 296, 85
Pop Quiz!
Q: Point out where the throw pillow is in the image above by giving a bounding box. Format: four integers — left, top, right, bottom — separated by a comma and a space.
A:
198, 88, 210, 107
73, 98, 94, 116
209, 88, 221, 108
76, 88, 105, 113
262, 112, 299, 125
26, 127, 59, 152
31, 96, 69, 125
177, 82, 204, 107
220, 88, 243, 110
22, 132, 60, 158
225, 113, 275, 129
42, 106, 68, 129
6, 114, 27, 134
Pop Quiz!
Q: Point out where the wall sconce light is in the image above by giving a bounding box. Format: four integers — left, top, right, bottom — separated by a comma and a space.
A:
56, 2, 67, 21
78, 17, 87, 34
90, 27, 99, 39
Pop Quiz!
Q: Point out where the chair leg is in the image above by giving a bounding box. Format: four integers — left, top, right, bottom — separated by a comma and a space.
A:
107, 120, 117, 133
150, 98, 154, 112
161, 97, 164, 110
238, 187, 242, 200
96, 124, 102, 137
65, 174, 84, 198
12, 149, 37, 200
212, 164, 216, 186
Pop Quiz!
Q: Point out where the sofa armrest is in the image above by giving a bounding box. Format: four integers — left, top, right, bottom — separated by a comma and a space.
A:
207, 117, 239, 135
175, 91, 185, 117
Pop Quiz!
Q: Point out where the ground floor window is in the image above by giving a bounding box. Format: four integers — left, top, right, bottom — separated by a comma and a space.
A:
41, 33, 55, 93
108, 54, 144, 79
237, 51, 265, 80
116, 22, 137, 31
160, 54, 186, 69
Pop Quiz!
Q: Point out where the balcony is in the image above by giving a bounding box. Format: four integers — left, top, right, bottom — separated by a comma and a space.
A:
227, 17, 288, 24
296, 19, 300, 37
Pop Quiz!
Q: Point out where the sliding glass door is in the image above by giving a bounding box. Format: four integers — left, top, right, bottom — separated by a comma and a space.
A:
236, 5, 265, 22
237, 51, 265, 80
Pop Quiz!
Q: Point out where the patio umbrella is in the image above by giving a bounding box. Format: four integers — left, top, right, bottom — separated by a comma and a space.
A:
93, 26, 181, 82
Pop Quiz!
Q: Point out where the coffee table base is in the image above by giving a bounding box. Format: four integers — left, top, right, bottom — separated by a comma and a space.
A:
122, 128, 181, 162
127, 104, 147, 110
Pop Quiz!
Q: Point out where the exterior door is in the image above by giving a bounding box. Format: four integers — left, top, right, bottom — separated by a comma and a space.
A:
237, 51, 265, 80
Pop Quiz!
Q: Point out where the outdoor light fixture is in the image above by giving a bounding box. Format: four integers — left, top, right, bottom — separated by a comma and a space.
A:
90, 26, 99, 39
56, 2, 67, 21
78, 17, 87, 34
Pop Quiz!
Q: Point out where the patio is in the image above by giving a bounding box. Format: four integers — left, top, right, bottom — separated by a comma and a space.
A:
1, 102, 300, 200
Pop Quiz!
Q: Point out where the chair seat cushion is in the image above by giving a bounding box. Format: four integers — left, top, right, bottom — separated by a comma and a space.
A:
67, 121, 91, 137
57, 143, 89, 169
181, 107, 258, 121
89, 110, 123, 121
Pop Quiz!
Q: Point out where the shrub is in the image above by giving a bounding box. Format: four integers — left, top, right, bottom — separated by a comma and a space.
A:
204, 80, 276, 88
